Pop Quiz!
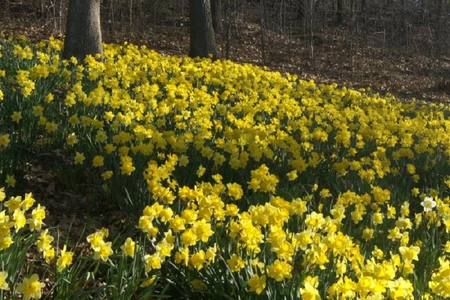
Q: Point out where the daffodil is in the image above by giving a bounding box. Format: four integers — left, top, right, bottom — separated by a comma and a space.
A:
5, 175, 16, 187
4, 195, 21, 212
421, 196, 436, 212
44, 92, 54, 103
12, 209, 26, 232
247, 274, 266, 295
28, 204, 46, 230
17, 274, 45, 300
168, 215, 186, 232
93, 241, 113, 261
181, 228, 198, 246
74, 152, 85, 164
399, 245, 420, 263
144, 253, 162, 272
300, 276, 321, 300
190, 250, 206, 271
267, 259, 293, 281
92, 155, 104, 167
0, 188, 5, 202
0, 271, 8, 290
36, 229, 54, 257
120, 237, 136, 258
57, 245, 74, 272
20, 193, 35, 211
0, 134, 10, 149
32, 105, 44, 117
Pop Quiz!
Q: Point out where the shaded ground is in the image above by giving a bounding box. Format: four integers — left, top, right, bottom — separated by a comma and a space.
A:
111, 23, 450, 103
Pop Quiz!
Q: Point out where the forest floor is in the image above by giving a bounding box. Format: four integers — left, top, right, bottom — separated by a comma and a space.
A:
2, 16, 450, 103
143, 23, 450, 103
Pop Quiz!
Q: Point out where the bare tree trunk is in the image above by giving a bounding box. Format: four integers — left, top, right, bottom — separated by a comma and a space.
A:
223, 0, 232, 59
2, 0, 8, 20
51, 0, 65, 34
307, 0, 315, 68
434, 0, 443, 57
360, 0, 366, 24
350, 0, 357, 34
211, 0, 223, 33
108, 0, 115, 38
400, 0, 408, 49
297, 0, 305, 21
129, 0, 133, 32
420, 0, 426, 11
259, 0, 267, 65
62, 0, 103, 62
278, 0, 286, 33
189, 0, 218, 59
336, 0, 343, 25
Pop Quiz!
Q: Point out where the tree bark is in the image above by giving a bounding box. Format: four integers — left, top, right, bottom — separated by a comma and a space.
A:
434, 0, 443, 57
360, 0, 366, 23
189, 0, 218, 59
336, 0, 343, 25
307, 0, 315, 68
259, 0, 267, 65
211, 0, 223, 33
62, 0, 103, 62
297, 0, 305, 21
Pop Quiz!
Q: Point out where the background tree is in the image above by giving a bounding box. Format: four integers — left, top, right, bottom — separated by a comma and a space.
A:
211, 0, 223, 33
336, 0, 343, 25
62, 0, 103, 62
259, 0, 267, 65
189, 0, 218, 59
434, 0, 444, 57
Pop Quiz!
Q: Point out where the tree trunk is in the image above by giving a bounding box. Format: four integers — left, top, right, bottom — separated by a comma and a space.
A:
350, 0, 357, 34
307, 0, 315, 68
62, 0, 103, 62
419, 0, 425, 10
211, 0, 223, 33
434, 0, 443, 57
336, 0, 343, 25
259, 0, 267, 65
360, 0, 366, 23
189, 0, 218, 59
278, 0, 286, 33
297, 0, 304, 21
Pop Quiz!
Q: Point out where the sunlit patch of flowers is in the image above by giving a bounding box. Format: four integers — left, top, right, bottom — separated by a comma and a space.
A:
1, 36, 450, 298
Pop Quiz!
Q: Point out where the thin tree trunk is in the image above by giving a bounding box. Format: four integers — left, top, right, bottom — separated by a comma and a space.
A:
360, 0, 366, 23
336, 0, 343, 25
434, 0, 443, 57
297, 0, 304, 21
307, 0, 315, 69
62, 0, 103, 62
259, 0, 267, 65
279, 0, 285, 33
350, 0, 356, 33
211, 0, 223, 33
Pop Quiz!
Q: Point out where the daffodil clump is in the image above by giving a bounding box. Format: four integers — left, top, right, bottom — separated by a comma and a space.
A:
1, 36, 450, 298
0, 188, 61, 299
0, 186, 162, 299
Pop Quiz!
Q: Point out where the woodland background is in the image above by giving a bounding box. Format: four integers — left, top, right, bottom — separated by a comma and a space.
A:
1, 0, 450, 101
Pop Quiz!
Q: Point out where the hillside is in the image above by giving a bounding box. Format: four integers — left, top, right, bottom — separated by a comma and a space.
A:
1, 13, 449, 103
1, 15, 450, 299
